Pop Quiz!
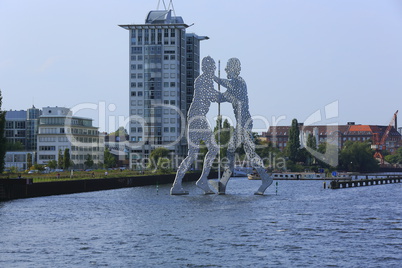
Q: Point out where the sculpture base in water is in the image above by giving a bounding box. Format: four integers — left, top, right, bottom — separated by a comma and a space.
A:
170, 187, 189, 195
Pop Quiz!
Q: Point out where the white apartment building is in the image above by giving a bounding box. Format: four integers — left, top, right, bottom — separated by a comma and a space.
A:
119, 8, 207, 169
37, 107, 104, 169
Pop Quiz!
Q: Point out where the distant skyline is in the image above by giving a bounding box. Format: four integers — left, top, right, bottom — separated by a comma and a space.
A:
1, 0, 402, 132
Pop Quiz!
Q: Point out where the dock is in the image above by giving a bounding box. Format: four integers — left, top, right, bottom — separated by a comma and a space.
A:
330, 175, 402, 189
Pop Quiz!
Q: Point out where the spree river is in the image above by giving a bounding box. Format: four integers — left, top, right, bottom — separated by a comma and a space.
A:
1, 178, 401, 267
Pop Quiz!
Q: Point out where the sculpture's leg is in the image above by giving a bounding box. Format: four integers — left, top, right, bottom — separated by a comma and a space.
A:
254, 167, 273, 195
218, 138, 236, 195
170, 152, 195, 195
243, 130, 273, 195
218, 168, 232, 195
196, 143, 217, 194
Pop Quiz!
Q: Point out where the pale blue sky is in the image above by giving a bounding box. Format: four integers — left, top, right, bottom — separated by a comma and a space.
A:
1, 0, 402, 132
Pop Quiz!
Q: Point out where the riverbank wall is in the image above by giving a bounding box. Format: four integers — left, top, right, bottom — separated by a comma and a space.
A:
0, 172, 218, 201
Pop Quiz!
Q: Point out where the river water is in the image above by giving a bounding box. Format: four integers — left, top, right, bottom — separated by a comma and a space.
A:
1, 178, 401, 267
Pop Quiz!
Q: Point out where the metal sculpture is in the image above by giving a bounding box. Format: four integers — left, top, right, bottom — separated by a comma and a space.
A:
170, 56, 272, 195
170, 56, 223, 195
214, 58, 273, 195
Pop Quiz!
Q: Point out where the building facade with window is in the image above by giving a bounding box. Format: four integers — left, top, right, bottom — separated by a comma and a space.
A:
4, 106, 41, 151
4, 152, 30, 171
119, 9, 208, 169
262, 122, 401, 153
37, 107, 104, 169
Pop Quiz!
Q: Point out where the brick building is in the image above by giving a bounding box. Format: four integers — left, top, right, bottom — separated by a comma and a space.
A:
262, 122, 401, 153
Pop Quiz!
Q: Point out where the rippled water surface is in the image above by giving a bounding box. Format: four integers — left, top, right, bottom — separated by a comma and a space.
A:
1, 179, 402, 267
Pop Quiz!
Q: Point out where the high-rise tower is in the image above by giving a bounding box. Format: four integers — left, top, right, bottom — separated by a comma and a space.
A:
119, 7, 208, 169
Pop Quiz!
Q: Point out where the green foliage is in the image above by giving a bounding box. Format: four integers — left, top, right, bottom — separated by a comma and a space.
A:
27, 153, 33, 169
58, 149, 63, 169
256, 140, 279, 158
109, 126, 128, 136
47, 160, 57, 169
285, 119, 301, 162
5, 141, 24, 151
286, 160, 304, 172
316, 142, 339, 169
32, 163, 45, 171
304, 133, 318, 165
306, 133, 317, 150
339, 141, 379, 172
255, 140, 282, 169
214, 118, 234, 160
103, 148, 116, 168
10, 166, 19, 173
63, 148, 71, 170
156, 157, 171, 173
84, 154, 94, 169
298, 147, 308, 164
150, 147, 170, 171
385, 147, 402, 165
109, 127, 128, 142
0, 90, 6, 173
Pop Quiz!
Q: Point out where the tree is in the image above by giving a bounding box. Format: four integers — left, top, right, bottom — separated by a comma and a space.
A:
306, 133, 317, 150
109, 126, 128, 136
214, 118, 234, 163
6, 141, 24, 151
32, 163, 45, 172
255, 140, 282, 169
27, 153, 33, 169
150, 147, 170, 171
285, 118, 301, 162
109, 127, 128, 142
104, 148, 116, 168
305, 133, 317, 165
316, 142, 339, 169
58, 149, 63, 169
339, 141, 379, 172
63, 148, 71, 170
385, 147, 402, 165
47, 159, 57, 169
84, 154, 94, 169
0, 90, 6, 173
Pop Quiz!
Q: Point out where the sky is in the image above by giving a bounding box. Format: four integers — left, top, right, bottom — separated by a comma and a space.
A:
1, 0, 402, 133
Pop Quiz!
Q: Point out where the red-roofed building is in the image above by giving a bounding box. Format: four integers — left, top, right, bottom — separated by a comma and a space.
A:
262, 122, 401, 153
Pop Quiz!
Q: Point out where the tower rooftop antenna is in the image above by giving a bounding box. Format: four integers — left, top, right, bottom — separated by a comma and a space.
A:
168, 0, 176, 18
156, 0, 176, 17
156, 0, 167, 10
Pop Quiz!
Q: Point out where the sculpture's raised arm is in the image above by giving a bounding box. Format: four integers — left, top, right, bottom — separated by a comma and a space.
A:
213, 75, 231, 89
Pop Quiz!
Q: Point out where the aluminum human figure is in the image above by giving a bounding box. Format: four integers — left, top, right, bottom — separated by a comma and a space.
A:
214, 58, 273, 195
170, 56, 223, 195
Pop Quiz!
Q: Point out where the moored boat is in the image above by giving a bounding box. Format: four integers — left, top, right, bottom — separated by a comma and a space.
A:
233, 166, 253, 177
247, 173, 260, 180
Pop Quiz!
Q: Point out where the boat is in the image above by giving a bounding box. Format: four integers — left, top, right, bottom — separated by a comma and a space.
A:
233, 166, 253, 177
248, 172, 327, 180
272, 172, 324, 180
247, 173, 260, 180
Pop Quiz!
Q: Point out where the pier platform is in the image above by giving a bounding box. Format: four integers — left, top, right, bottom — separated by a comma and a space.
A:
330, 176, 402, 189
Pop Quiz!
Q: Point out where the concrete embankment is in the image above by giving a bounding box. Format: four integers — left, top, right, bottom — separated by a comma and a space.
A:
0, 172, 217, 201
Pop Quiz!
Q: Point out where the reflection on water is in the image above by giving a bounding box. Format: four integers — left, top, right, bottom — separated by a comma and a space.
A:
1, 179, 401, 267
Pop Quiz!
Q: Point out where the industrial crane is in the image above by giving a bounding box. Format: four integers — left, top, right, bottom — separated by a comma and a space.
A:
372, 110, 398, 165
